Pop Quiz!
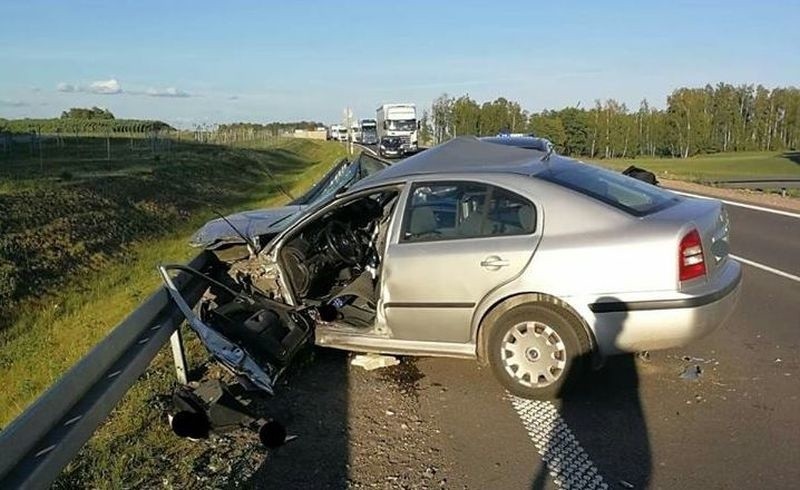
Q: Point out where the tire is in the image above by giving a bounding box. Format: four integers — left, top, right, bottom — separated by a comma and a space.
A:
487, 303, 591, 399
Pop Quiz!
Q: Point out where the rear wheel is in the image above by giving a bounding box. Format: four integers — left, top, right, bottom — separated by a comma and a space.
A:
487, 303, 590, 399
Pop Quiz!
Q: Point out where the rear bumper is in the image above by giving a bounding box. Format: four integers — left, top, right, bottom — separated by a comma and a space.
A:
588, 260, 742, 356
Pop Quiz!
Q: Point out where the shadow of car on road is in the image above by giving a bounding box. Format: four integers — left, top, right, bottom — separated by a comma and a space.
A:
529, 297, 652, 489
243, 347, 351, 488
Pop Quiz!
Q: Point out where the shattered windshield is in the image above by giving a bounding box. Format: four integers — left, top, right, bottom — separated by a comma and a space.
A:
292, 155, 388, 207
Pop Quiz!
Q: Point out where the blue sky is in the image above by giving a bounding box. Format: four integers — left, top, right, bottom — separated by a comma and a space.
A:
1, 0, 798, 127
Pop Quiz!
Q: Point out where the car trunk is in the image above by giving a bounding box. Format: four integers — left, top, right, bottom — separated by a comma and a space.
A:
647, 196, 730, 286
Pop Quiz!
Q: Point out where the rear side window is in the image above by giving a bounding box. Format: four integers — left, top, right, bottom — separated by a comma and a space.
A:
402, 182, 536, 242
538, 163, 678, 216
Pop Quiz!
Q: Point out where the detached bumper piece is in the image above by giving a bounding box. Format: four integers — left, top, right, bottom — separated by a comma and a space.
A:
171, 379, 288, 448
158, 264, 314, 395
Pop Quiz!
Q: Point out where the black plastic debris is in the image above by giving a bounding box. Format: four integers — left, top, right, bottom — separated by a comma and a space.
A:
170, 379, 288, 447
622, 165, 659, 185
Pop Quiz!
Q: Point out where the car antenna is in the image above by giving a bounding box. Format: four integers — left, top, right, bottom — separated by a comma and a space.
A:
213, 209, 259, 256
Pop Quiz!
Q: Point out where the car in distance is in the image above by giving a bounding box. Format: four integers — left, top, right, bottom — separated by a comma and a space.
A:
378, 136, 405, 158
164, 136, 741, 399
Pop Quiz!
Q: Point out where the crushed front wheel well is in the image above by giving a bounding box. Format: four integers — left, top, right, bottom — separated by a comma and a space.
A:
475, 292, 597, 366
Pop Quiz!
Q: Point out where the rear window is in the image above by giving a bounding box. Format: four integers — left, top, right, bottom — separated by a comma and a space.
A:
538, 163, 679, 216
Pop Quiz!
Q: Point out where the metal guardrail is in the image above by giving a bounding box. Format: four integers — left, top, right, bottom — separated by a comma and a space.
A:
711, 178, 800, 191
0, 252, 211, 489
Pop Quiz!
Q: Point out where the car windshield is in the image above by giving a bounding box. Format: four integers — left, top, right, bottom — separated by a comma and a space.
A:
538, 163, 679, 216
387, 119, 416, 131
382, 138, 402, 147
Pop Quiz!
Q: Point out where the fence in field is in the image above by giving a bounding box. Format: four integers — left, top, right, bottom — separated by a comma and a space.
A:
0, 126, 304, 167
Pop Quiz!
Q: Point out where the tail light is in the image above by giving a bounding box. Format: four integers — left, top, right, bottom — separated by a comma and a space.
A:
679, 229, 706, 281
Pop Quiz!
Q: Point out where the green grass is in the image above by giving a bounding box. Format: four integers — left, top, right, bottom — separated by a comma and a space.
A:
587, 151, 800, 183
0, 136, 345, 487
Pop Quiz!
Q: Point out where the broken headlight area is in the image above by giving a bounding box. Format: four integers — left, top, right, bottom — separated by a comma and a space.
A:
159, 263, 315, 395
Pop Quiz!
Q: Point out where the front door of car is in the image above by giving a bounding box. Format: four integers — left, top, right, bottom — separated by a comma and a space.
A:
380, 180, 540, 343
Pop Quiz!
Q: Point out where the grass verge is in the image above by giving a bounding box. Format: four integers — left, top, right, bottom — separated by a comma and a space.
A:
588, 150, 800, 183
0, 137, 346, 487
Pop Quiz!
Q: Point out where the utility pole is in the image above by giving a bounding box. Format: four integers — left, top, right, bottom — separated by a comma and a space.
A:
345, 107, 354, 156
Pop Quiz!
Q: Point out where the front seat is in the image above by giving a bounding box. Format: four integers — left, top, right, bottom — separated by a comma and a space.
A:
407, 207, 437, 239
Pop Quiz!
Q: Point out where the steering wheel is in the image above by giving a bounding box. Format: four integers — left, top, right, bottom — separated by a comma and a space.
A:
325, 221, 363, 265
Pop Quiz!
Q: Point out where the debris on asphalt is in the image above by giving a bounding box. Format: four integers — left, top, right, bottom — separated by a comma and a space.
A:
681, 355, 717, 364
680, 364, 703, 381
636, 351, 651, 362
620, 479, 635, 488
775, 358, 782, 363
351, 353, 400, 370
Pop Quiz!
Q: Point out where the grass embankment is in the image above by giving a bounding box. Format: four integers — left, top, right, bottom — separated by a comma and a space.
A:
589, 151, 800, 183
0, 136, 346, 487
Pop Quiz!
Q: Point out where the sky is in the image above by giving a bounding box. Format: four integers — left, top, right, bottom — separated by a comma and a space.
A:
1, 0, 798, 128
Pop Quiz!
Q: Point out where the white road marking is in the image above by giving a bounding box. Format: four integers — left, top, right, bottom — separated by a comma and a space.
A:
670, 190, 800, 219
508, 395, 608, 489
731, 254, 800, 282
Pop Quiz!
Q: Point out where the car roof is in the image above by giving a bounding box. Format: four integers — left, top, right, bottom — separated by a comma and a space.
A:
350, 136, 563, 191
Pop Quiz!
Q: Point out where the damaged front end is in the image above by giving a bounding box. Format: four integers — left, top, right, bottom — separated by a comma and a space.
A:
160, 153, 395, 396
159, 261, 315, 394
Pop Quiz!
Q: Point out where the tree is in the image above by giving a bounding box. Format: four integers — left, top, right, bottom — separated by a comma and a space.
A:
60, 107, 115, 120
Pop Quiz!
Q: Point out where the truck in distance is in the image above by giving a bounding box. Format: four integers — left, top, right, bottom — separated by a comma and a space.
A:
376, 103, 418, 156
327, 124, 347, 142
359, 118, 378, 145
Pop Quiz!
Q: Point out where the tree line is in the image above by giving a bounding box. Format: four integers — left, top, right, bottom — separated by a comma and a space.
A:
420, 83, 800, 158
1, 116, 173, 135
60, 106, 115, 120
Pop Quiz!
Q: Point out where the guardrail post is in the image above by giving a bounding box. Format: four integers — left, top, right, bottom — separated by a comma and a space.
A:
169, 328, 189, 385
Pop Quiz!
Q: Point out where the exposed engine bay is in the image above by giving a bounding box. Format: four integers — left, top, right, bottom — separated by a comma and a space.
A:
160, 189, 399, 394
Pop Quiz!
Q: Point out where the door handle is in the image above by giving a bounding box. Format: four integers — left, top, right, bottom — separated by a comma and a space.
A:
480, 256, 510, 270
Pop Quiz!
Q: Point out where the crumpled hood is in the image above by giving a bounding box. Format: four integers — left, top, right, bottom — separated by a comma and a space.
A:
190, 205, 304, 249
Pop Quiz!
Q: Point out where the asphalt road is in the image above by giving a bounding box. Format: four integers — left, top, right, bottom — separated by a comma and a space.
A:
234, 149, 798, 489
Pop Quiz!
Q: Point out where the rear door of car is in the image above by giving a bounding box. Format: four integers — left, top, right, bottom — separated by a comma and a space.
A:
380, 179, 540, 343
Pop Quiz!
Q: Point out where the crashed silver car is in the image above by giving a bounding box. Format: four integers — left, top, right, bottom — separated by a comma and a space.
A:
162, 137, 741, 399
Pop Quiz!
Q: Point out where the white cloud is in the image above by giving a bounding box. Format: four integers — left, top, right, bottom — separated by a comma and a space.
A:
54, 79, 191, 98
57, 82, 77, 92
145, 86, 190, 98
88, 79, 122, 94
0, 99, 30, 107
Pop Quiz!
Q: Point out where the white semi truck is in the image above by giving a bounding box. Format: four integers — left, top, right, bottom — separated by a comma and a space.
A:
376, 103, 418, 155
327, 124, 347, 142
349, 123, 361, 143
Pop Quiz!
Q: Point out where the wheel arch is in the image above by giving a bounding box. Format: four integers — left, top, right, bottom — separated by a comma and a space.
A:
474, 292, 597, 366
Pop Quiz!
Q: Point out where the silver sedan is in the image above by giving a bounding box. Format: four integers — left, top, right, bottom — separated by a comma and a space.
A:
165, 136, 741, 399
